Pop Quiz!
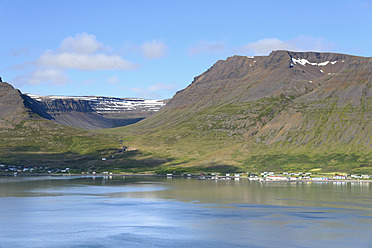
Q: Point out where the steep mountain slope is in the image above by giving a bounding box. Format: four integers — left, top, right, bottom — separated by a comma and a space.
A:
111, 50, 372, 173
167, 51, 350, 109
257, 57, 372, 147
26, 95, 166, 129
0, 82, 30, 124
0, 81, 119, 167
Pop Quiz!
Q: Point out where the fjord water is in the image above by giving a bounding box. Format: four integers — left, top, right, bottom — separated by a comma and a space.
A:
0, 176, 371, 248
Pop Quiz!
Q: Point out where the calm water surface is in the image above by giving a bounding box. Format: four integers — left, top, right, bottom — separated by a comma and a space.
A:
0, 176, 371, 248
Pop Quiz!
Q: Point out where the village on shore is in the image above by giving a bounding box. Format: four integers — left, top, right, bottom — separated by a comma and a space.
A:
188, 171, 371, 182
1, 163, 371, 182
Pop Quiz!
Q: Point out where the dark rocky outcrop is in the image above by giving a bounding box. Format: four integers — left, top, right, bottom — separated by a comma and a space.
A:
0, 82, 32, 123
24, 95, 166, 129
0, 80, 166, 129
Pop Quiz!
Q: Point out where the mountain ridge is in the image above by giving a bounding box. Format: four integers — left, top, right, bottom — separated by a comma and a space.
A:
111, 50, 372, 173
24, 94, 166, 129
167, 50, 366, 109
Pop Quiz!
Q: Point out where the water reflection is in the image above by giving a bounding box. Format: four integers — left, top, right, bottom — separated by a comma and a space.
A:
0, 176, 371, 248
1, 176, 371, 210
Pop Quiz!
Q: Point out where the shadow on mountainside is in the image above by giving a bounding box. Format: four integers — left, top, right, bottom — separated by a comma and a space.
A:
0, 147, 174, 173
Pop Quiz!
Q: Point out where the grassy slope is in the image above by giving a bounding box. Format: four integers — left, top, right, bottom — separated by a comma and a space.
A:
4, 94, 368, 174
5, 53, 371, 174
105, 93, 372, 174
243, 99, 372, 174
103, 57, 372, 174
0, 119, 117, 168
0, 118, 176, 173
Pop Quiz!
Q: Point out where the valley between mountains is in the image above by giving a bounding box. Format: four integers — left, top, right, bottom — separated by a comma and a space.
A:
1, 50, 372, 174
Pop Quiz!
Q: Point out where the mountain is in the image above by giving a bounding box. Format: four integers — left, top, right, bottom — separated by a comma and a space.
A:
0, 81, 119, 167
1, 50, 371, 173
112, 50, 372, 173
25, 94, 166, 129
0, 81, 168, 170
0, 82, 31, 126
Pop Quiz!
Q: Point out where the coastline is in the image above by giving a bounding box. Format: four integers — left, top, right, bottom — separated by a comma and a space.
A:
1, 173, 372, 183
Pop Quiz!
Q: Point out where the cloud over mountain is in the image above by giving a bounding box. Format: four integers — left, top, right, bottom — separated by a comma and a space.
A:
14, 33, 137, 86
39, 33, 136, 71
38, 52, 135, 71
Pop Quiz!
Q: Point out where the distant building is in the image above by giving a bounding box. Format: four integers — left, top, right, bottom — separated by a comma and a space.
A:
333, 175, 346, 180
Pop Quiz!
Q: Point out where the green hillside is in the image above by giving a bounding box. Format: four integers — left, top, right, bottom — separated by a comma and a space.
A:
0, 118, 114, 168
0, 117, 174, 173
106, 51, 372, 174
1, 50, 371, 174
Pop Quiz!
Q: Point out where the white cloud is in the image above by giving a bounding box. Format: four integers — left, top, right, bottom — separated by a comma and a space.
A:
59, 33, 103, 54
36, 33, 136, 71
13, 33, 138, 87
236, 36, 334, 56
141, 40, 168, 59
188, 40, 226, 56
38, 51, 135, 71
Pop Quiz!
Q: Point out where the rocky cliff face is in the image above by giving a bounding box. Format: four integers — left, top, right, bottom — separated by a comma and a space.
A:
0, 79, 166, 129
0, 82, 25, 119
0, 82, 38, 128
25, 95, 166, 129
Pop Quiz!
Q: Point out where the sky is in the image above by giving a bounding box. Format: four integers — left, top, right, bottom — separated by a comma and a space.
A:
1, 0, 372, 99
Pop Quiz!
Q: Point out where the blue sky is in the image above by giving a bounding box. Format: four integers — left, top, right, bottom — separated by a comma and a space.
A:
1, 0, 372, 99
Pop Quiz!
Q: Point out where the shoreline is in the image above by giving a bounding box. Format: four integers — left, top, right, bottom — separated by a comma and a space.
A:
1, 173, 372, 183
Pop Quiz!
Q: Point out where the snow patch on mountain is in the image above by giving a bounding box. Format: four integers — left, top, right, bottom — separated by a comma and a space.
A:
26, 94, 166, 114
291, 58, 338, 67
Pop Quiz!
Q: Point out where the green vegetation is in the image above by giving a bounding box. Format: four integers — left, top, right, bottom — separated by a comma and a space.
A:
2, 94, 371, 175
2, 52, 372, 175
0, 119, 118, 168
102, 93, 372, 174
0, 119, 179, 174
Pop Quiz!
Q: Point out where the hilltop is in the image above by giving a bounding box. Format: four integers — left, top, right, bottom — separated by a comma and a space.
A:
109, 50, 372, 174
